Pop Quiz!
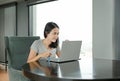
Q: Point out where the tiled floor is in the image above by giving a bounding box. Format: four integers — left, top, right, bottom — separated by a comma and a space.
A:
0, 64, 9, 81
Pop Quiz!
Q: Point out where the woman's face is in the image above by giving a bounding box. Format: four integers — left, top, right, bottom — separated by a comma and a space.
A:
47, 27, 59, 42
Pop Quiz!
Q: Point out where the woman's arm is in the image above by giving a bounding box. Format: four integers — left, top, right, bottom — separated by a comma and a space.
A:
56, 51, 61, 57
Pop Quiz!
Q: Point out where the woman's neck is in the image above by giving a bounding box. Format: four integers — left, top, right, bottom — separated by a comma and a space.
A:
42, 38, 51, 49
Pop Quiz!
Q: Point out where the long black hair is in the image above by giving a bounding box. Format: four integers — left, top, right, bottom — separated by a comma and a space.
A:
44, 22, 59, 48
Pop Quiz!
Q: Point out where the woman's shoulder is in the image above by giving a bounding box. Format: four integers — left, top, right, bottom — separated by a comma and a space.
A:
32, 39, 42, 44
31, 39, 42, 47
34, 39, 41, 42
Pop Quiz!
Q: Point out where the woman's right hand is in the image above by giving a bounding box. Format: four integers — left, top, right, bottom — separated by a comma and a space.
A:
38, 51, 51, 58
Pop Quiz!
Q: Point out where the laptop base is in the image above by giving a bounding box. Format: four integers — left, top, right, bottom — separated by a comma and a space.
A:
50, 58, 81, 63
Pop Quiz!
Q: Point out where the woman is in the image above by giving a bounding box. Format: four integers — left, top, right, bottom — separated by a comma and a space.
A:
27, 22, 60, 63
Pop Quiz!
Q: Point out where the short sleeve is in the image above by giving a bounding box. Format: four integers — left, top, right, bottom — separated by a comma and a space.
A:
31, 40, 39, 53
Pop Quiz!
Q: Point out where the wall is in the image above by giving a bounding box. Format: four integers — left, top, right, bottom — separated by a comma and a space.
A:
93, 0, 114, 59
17, 1, 29, 36
93, 0, 120, 60
0, 1, 29, 63
0, 4, 16, 62
113, 0, 120, 59
0, 8, 5, 62
4, 6, 16, 36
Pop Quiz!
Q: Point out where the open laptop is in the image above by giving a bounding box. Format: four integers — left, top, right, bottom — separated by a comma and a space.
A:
50, 40, 82, 63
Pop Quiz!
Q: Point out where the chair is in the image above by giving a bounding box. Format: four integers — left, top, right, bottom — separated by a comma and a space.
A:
5, 36, 40, 81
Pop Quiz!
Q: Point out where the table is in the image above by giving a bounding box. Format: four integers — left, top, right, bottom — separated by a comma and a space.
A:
22, 58, 120, 81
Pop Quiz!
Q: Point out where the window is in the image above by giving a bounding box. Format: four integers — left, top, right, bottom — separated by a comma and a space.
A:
30, 0, 92, 58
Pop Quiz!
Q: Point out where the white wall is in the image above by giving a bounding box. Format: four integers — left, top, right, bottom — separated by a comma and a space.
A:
93, 0, 114, 59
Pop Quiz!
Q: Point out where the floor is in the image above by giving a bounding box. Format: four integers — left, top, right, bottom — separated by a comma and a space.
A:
0, 64, 9, 81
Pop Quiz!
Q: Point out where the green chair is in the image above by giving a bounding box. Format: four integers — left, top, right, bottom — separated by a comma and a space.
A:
5, 36, 40, 81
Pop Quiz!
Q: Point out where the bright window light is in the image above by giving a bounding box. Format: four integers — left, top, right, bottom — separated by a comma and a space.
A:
35, 0, 92, 58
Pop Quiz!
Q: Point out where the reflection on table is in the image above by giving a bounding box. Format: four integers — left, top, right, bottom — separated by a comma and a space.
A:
22, 58, 120, 81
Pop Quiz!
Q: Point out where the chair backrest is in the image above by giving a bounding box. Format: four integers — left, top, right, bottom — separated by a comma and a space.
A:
6, 36, 40, 70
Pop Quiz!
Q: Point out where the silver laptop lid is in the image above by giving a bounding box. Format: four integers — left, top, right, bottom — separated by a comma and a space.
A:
59, 40, 82, 61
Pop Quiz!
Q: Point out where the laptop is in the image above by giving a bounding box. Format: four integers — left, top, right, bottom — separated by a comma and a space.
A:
50, 40, 82, 63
